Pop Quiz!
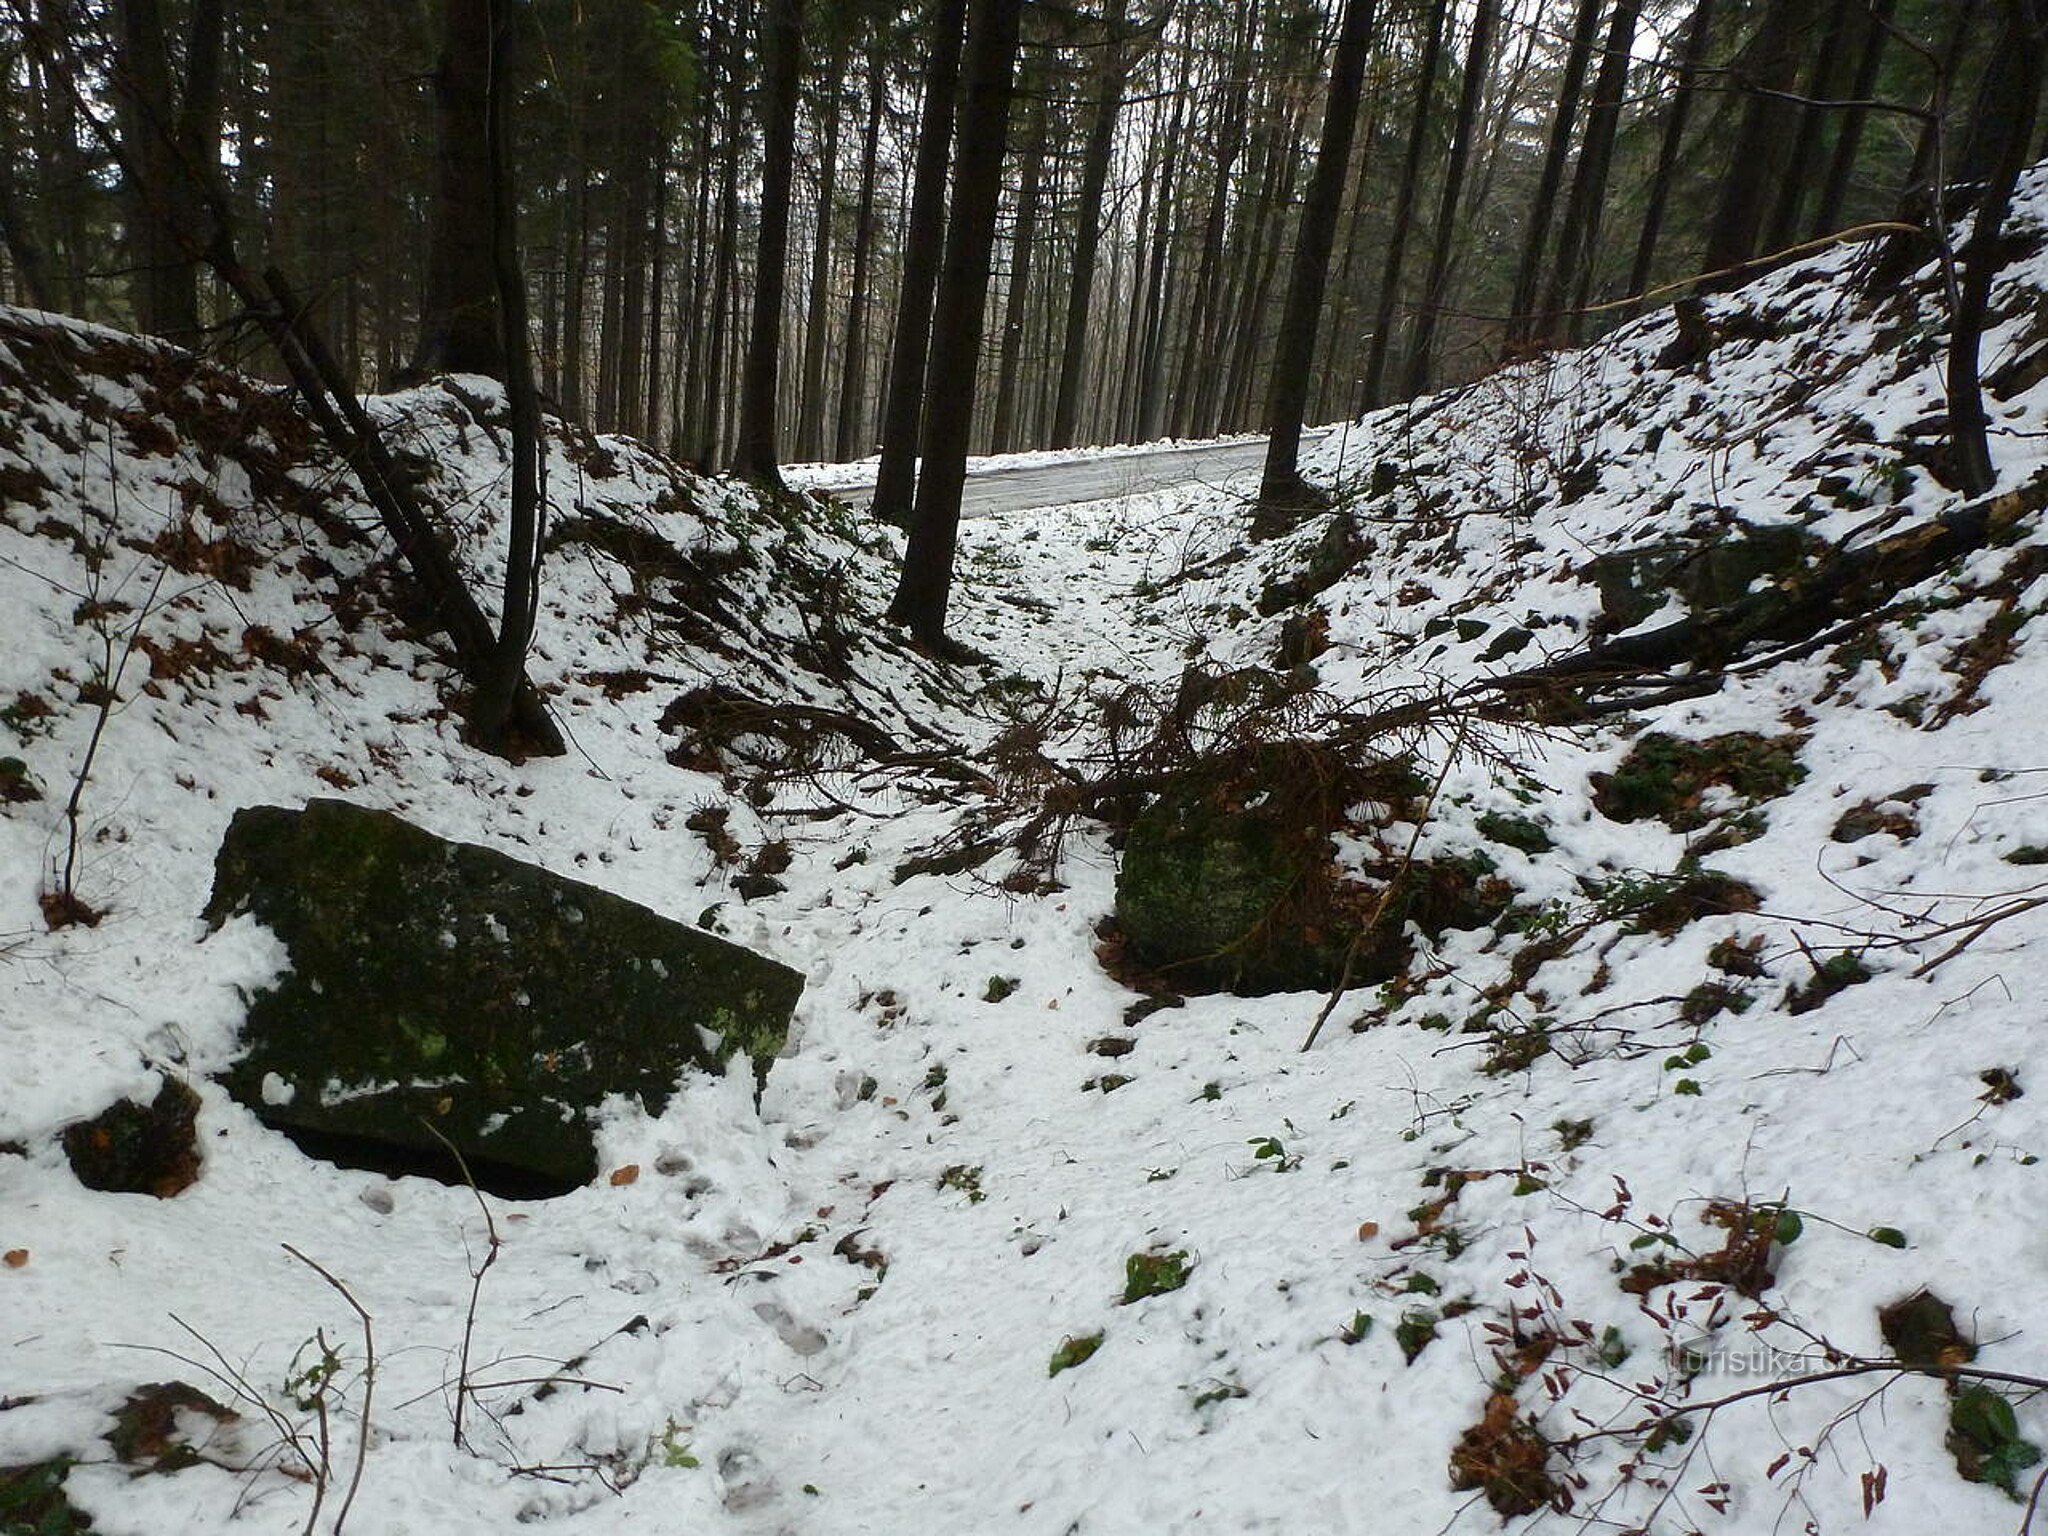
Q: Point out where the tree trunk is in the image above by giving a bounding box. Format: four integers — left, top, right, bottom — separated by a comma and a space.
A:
1948, 0, 2044, 497
1626, 0, 1716, 304
1255, 0, 1378, 527
871, 0, 971, 526
1544, 0, 1641, 342
1506, 0, 1602, 348
835, 44, 887, 462
1361, 0, 1450, 410
733, 0, 804, 487
1765, 0, 1856, 252
1171, 6, 1255, 436
472, 0, 557, 757
1810, 0, 1899, 237
888, 0, 1025, 647
1049, 0, 1131, 449
111, 0, 216, 345
1403, 0, 1499, 398
991, 79, 1049, 454
797, 31, 846, 462
1701, 0, 1821, 281
412, 0, 506, 378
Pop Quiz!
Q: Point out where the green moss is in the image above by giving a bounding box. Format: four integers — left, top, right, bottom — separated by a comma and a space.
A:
1787, 952, 1871, 1015
1594, 732, 1807, 832
1121, 1250, 1192, 1303
0, 1459, 94, 1533
1476, 811, 1552, 855
206, 800, 803, 1193
1048, 1332, 1104, 1376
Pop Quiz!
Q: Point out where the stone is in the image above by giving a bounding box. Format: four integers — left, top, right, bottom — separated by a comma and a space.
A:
1588, 525, 1812, 630
204, 799, 803, 1195
1113, 746, 1504, 996
61, 1078, 202, 1197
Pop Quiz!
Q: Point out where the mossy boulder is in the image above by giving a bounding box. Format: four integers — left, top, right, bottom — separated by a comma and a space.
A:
1113, 748, 1506, 995
1589, 526, 1813, 630
205, 799, 803, 1195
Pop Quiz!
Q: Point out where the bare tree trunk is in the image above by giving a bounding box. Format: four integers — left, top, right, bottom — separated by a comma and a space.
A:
835, 43, 886, 461
1810, 0, 1899, 236
888, 0, 1025, 647
734, 0, 804, 487
472, 0, 554, 756
1701, 0, 1821, 280
1135, 54, 1187, 442
1255, 0, 1378, 528
991, 80, 1049, 454
1049, 0, 1131, 449
1627, 0, 1716, 305
871, 0, 970, 526
1361, 0, 1450, 409
1544, 0, 1641, 342
1949, 0, 2044, 497
1765, 0, 1855, 252
412, 0, 506, 378
111, 0, 218, 345
1506, 0, 1602, 348
797, 30, 845, 462
1404, 0, 1499, 398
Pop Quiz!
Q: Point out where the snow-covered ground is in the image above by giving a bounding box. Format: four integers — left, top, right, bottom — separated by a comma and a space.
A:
6, 173, 2048, 1536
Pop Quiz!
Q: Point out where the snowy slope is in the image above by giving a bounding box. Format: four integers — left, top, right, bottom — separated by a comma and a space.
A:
4, 169, 2048, 1536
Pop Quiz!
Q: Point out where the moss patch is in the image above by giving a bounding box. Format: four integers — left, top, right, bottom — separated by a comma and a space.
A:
1593, 732, 1807, 833
0, 1459, 94, 1533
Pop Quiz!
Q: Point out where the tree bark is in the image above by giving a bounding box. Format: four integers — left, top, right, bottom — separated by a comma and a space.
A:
1255, 0, 1378, 528
472, 0, 553, 755
871, 0, 971, 527
1701, 0, 1821, 281
835, 43, 887, 462
413, 0, 506, 378
1403, 0, 1499, 398
887, 0, 1025, 647
1545, 0, 1641, 342
1049, 0, 1131, 449
1626, 0, 1716, 305
991, 79, 1049, 454
1948, 0, 2044, 497
797, 30, 846, 462
733, 0, 804, 487
1810, 0, 1899, 237
1506, 0, 1602, 348
1361, 0, 1450, 410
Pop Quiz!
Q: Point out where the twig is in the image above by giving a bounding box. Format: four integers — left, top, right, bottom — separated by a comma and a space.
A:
282, 1244, 375, 1536
1302, 715, 1471, 1051
420, 1120, 501, 1452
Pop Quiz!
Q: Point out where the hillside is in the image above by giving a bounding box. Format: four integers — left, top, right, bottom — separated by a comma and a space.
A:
5, 173, 2048, 1536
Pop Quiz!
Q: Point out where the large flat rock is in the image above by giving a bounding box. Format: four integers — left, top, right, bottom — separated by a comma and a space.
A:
204, 799, 802, 1193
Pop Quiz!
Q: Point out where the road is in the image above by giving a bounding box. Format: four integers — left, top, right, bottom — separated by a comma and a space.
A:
817, 430, 1331, 519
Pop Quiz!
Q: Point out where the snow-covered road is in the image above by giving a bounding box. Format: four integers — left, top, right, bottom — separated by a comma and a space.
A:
814, 429, 1332, 517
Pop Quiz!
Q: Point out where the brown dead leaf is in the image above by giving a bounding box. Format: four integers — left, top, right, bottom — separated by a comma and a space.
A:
3, 1248, 27, 1268
609, 1164, 641, 1187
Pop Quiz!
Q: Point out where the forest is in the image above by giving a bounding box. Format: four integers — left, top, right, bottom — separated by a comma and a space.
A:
2, 0, 2037, 477
9, 2, 2048, 1532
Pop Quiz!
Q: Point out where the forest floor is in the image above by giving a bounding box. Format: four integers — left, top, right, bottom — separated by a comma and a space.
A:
6, 171, 2048, 1536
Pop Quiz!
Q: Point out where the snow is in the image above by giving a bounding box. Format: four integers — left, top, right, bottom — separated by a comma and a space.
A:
6, 176, 2048, 1534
